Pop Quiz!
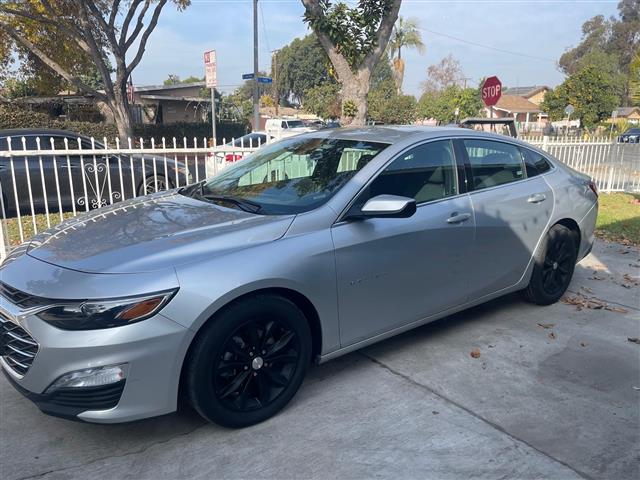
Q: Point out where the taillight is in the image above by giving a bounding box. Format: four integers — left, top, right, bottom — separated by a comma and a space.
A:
587, 179, 598, 197
225, 153, 243, 162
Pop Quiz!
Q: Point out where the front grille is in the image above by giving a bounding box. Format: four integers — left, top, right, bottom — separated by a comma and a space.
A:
0, 313, 39, 376
0, 282, 50, 309
48, 381, 126, 410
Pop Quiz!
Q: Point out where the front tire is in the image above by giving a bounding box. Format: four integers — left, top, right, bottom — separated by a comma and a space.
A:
185, 295, 311, 428
138, 175, 172, 196
524, 224, 578, 305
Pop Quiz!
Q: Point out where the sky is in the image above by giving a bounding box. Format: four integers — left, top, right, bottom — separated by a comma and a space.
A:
131, 0, 621, 96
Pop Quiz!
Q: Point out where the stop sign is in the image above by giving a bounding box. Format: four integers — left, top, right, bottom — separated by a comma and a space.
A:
481, 76, 502, 107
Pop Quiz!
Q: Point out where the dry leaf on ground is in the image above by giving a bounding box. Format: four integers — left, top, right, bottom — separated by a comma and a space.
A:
548, 332, 556, 340
537, 323, 555, 329
470, 349, 481, 359
628, 337, 640, 344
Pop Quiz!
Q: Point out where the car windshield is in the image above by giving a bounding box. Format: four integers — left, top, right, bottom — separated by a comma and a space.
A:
625, 128, 640, 134
198, 136, 388, 214
286, 120, 304, 128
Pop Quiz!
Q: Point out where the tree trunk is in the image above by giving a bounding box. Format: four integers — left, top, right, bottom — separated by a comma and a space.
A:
393, 57, 405, 95
341, 72, 370, 126
109, 83, 134, 145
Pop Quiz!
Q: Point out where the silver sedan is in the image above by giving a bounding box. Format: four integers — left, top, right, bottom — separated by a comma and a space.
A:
0, 126, 598, 427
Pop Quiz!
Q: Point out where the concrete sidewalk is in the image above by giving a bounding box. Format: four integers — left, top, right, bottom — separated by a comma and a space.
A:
1, 240, 638, 480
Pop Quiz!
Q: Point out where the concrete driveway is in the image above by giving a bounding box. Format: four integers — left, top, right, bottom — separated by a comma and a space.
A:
1, 240, 638, 480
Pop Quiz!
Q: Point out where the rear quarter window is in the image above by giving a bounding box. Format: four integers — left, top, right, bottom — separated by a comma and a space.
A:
521, 147, 552, 177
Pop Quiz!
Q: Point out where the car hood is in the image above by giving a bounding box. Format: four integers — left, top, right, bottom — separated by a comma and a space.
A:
26, 191, 295, 274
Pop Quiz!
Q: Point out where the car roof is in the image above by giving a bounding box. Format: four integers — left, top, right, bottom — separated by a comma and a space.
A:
303, 125, 509, 144
0, 128, 87, 139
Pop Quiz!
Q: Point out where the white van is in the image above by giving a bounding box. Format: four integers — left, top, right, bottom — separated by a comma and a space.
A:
265, 118, 313, 140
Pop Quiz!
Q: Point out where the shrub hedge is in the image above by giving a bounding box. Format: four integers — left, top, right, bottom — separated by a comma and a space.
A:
0, 104, 249, 144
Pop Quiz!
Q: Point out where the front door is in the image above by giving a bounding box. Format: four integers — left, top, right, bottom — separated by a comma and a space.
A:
332, 140, 475, 347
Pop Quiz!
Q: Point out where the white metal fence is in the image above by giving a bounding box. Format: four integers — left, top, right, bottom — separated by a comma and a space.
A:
0, 133, 638, 262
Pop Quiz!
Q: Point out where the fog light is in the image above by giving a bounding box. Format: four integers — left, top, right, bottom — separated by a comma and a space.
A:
45, 364, 128, 393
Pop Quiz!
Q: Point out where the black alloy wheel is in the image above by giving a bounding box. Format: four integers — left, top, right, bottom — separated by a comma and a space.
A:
214, 319, 300, 412
185, 295, 311, 428
524, 224, 578, 305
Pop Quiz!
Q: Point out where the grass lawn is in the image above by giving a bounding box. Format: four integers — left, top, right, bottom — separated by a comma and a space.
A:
595, 192, 640, 246
2, 193, 639, 248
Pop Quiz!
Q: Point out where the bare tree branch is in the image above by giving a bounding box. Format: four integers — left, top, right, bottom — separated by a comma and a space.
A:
126, 0, 167, 73
75, 1, 115, 96
124, 0, 152, 50
109, 0, 122, 29
82, 0, 120, 55
0, 21, 107, 102
361, 0, 402, 73
119, 0, 144, 46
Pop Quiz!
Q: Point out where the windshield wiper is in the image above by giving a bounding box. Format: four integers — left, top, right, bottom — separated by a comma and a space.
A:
200, 194, 263, 214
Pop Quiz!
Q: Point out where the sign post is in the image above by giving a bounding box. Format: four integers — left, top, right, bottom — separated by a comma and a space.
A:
564, 104, 574, 134
204, 50, 217, 143
481, 76, 502, 118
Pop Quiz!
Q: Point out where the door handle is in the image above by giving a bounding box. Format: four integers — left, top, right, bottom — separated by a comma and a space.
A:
446, 212, 471, 224
527, 193, 547, 204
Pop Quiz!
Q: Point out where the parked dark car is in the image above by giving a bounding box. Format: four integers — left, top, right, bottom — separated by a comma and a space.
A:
0, 129, 190, 215
618, 128, 640, 143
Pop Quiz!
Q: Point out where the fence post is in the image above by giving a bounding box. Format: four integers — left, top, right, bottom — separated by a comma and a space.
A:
606, 165, 614, 193
542, 135, 549, 152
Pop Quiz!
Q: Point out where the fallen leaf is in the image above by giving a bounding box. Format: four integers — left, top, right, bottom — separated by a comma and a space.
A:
488, 344, 496, 348
623, 274, 639, 286
432, 410, 439, 415
537, 323, 555, 329
548, 332, 556, 340
628, 337, 640, 344
470, 349, 481, 359
605, 306, 628, 314
580, 342, 587, 347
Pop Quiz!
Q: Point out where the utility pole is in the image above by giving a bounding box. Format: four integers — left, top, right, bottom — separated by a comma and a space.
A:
253, 0, 260, 131
272, 49, 280, 116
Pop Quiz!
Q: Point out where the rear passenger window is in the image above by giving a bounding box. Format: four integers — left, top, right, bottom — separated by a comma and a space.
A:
365, 140, 457, 204
464, 140, 524, 190
521, 147, 552, 177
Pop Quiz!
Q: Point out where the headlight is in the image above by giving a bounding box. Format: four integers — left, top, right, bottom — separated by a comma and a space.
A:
36, 289, 177, 330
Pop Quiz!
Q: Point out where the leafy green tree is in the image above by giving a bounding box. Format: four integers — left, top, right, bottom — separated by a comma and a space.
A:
388, 16, 425, 94
0, 1, 191, 142
304, 83, 341, 119
302, 0, 402, 125
367, 79, 416, 123
417, 85, 483, 124
274, 34, 336, 105
541, 61, 622, 128
559, 0, 639, 104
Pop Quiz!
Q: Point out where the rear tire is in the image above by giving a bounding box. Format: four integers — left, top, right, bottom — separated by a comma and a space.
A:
137, 175, 172, 196
185, 295, 311, 428
524, 224, 578, 305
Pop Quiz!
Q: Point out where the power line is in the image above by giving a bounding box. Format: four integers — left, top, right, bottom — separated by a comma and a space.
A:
419, 27, 558, 63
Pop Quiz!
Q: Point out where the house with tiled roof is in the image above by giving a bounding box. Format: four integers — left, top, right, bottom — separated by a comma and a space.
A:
503, 85, 549, 105
610, 107, 640, 124
485, 85, 550, 132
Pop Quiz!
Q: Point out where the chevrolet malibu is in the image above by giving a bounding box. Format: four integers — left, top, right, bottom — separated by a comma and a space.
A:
0, 127, 598, 427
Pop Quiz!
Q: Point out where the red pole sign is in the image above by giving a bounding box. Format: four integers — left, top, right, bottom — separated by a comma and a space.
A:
481, 76, 502, 107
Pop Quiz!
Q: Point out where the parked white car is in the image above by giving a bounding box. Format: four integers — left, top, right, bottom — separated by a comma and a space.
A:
265, 118, 313, 140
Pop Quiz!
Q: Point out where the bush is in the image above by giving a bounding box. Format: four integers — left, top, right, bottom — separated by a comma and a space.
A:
0, 104, 249, 143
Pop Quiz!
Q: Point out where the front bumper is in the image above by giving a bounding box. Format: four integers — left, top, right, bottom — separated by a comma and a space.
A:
1, 302, 193, 423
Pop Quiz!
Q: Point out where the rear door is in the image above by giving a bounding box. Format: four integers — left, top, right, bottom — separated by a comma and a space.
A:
460, 138, 554, 300
332, 139, 475, 346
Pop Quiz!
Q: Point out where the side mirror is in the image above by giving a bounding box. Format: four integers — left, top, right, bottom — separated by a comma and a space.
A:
352, 194, 417, 219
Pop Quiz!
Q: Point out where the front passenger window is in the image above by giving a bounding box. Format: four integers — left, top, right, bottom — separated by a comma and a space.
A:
365, 140, 457, 204
464, 139, 524, 190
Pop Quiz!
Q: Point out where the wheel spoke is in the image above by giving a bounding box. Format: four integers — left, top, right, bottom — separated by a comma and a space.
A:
263, 368, 289, 387
256, 372, 270, 406
266, 353, 298, 364
267, 330, 294, 356
260, 320, 275, 350
219, 370, 251, 399
217, 361, 246, 373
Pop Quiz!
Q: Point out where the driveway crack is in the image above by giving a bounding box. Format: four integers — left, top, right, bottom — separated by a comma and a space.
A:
13, 422, 208, 480
360, 352, 594, 480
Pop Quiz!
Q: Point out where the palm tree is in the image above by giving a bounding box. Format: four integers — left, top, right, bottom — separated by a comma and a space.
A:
389, 17, 426, 94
